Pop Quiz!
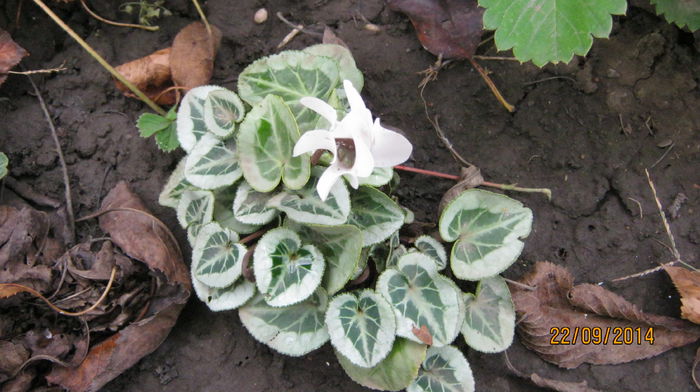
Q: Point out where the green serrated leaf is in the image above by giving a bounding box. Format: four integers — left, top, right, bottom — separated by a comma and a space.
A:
192, 222, 246, 288
326, 290, 396, 368
377, 253, 464, 347
204, 88, 246, 138
137, 112, 171, 137
480, 0, 627, 66
159, 158, 193, 208
253, 228, 325, 307
155, 123, 179, 152
337, 338, 427, 392
185, 134, 242, 189
407, 345, 475, 392
303, 43, 364, 93
239, 289, 330, 356
176, 190, 214, 229
0, 152, 9, 179
233, 181, 279, 225
192, 274, 256, 312
651, 0, 700, 31
439, 189, 533, 281
461, 276, 515, 353
177, 85, 221, 152
347, 186, 404, 247
414, 235, 447, 271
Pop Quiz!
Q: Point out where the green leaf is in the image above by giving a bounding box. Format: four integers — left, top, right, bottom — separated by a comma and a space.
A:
289, 222, 363, 295
377, 253, 464, 347
187, 223, 202, 247
159, 158, 192, 208
268, 167, 350, 226
237, 50, 341, 131
0, 152, 8, 179
651, 0, 700, 31
155, 122, 179, 152
326, 290, 396, 368
177, 86, 221, 152
192, 222, 246, 288
176, 190, 214, 229
233, 181, 279, 225
358, 167, 394, 187
253, 228, 325, 306
204, 88, 246, 137
239, 289, 330, 356
461, 276, 515, 353
337, 338, 426, 392
479, 0, 627, 66
137, 112, 171, 137
347, 186, 404, 247
185, 134, 242, 189
414, 235, 447, 271
439, 189, 533, 281
303, 43, 364, 92
212, 186, 262, 235
237, 95, 310, 192
192, 274, 256, 312
407, 346, 475, 392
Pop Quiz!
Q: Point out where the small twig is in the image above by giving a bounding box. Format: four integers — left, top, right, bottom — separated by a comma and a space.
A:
646, 169, 681, 262
628, 197, 643, 218
472, 55, 519, 61
611, 260, 680, 282
25, 74, 75, 243
467, 57, 515, 112
505, 278, 535, 291
650, 143, 674, 169
431, 115, 473, 167
522, 76, 576, 87
8, 63, 67, 75
275, 12, 322, 36
191, 0, 212, 37
80, 0, 159, 31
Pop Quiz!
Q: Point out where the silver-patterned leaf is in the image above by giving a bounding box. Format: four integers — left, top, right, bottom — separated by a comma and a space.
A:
347, 186, 404, 247
185, 134, 242, 189
159, 158, 193, 208
461, 276, 515, 353
203, 88, 245, 138
407, 345, 475, 392
187, 223, 202, 247
414, 235, 447, 271
177, 85, 220, 152
303, 44, 364, 92
377, 253, 464, 347
439, 189, 533, 281
213, 187, 261, 235
192, 273, 256, 312
253, 228, 325, 307
233, 181, 279, 225
239, 289, 330, 356
192, 222, 246, 288
176, 189, 214, 229
326, 290, 396, 368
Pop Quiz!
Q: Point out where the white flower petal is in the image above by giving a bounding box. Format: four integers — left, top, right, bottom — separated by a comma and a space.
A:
300, 97, 338, 124
344, 173, 360, 189
352, 137, 375, 178
343, 80, 367, 113
316, 164, 351, 201
293, 130, 337, 157
369, 120, 413, 167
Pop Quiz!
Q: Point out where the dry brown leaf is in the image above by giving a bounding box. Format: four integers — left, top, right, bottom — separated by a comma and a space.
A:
664, 265, 700, 325
0, 28, 29, 86
114, 47, 175, 105
438, 166, 483, 214
322, 26, 349, 49
512, 261, 700, 368
170, 21, 221, 90
529, 374, 603, 392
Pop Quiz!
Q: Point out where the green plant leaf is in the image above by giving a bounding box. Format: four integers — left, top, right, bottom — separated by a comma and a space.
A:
177, 86, 221, 152
237, 95, 310, 192
358, 167, 394, 187
414, 235, 447, 271
268, 167, 350, 226
176, 189, 214, 229
439, 189, 533, 281
461, 276, 515, 353
233, 181, 279, 225
159, 158, 193, 208
303, 43, 364, 92
237, 50, 341, 131
377, 253, 464, 347
137, 112, 171, 137
192, 274, 256, 312
253, 228, 325, 307
479, 0, 627, 66
203, 88, 246, 138
407, 345, 475, 392
347, 186, 405, 247
191, 222, 246, 288
651, 0, 700, 31
0, 152, 8, 179
187, 223, 202, 247
211, 187, 262, 235
337, 338, 427, 392
185, 134, 242, 189
155, 122, 179, 152
239, 289, 330, 356
326, 290, 396, 368
289, 222, 363, 295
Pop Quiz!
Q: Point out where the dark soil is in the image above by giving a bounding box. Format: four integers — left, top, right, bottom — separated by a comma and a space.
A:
1, 0, 699, 391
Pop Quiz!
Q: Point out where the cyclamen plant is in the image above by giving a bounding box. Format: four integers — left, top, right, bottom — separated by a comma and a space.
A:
157, 44, 533, 391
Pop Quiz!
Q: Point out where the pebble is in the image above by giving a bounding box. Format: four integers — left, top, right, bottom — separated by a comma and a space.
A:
254, 8, 268, 24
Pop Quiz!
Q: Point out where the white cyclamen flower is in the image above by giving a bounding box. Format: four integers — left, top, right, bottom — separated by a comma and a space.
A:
292, 80, 413, 200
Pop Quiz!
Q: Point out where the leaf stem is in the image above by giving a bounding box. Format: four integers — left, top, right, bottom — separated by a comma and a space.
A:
393, 165, 459, 180
31, 0, 167, 116
191, 0, 212, 37
467, 57, 515, 113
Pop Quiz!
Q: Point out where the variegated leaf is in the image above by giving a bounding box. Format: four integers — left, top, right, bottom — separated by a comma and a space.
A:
187, 224, 201, 247
407, 345, 475, 392
185, 134, 242, 189
414, 235, 447, 271
347, 186, 404, 247
377, 253, 464, 347
239, 289, 329, 356
192, 222, 246, 288
233, 181, 279, 225
213, 187, 261, 235
337, 338, 426, 392
237, 95, 310, 192
177, 85, 220, 152
237, 51, 340, 131
176, 189, 214, 229
159, 158, 193, 208
253, 228, 325, 307
326, 290, 396, 368
358, 167, 394, 187
439, 189, 533, 281
192, 273, 256, 312
461, 276, 515, 353
303, 44, 364, 93
203, 88, 245, 138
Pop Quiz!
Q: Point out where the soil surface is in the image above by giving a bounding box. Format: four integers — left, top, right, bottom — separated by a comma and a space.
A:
1, 0, 699, 391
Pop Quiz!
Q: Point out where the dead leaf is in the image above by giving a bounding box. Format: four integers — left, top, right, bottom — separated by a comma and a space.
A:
512, 261, 700, 368
322, 26, 349, 49
438, 166, 484, 214
0, 341, 29, 383
114, 48, 175, 106
505, 352, 603, 392
170, 21, 221, 90
411, 324, 433, 345
387, 0, 483, 60
664, 265, 700, 325
0, 28, 29, 86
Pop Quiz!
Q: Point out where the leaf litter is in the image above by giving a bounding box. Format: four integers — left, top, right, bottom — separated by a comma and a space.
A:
0, 28, 29, 86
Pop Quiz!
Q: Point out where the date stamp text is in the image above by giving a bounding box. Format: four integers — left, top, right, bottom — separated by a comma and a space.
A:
549, 327, 655, 345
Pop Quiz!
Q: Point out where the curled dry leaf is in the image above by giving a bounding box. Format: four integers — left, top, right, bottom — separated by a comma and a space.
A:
505, 353, 603, 392
170, 21, 222, 90
664, 265, 700, 325
0, 28, 29, 86
115, 48, 175, 105
512, 261, 700, 368
438, 165, 483, 214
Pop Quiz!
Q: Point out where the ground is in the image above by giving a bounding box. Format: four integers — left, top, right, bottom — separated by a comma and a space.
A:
1, 0, 699, 391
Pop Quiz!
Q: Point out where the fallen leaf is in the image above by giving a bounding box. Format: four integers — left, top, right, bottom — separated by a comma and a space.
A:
438, 166, 484, 214
114, 47, 175, 105
664, 265, 700, 325
0, 341, 29, 383
322, 26, 349, 49
512, 261, 700, 368
0, 28, 29, 86
170, 21, 221, 90
387, 0, 483, 59
505, 352, 603, 392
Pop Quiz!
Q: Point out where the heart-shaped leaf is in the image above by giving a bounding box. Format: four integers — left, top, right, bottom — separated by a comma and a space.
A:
461, 276, 515, 353
185, 134, 242, 189
233, 181, 279, 225
347, 186, 404, 247
407, 345, 475, 392
177, 85, 221, 152
203, 88, 245, 138
159, 158, 193, 208
414, 235, 447, 271
176, 189, 214, 229
440, 189, 532, 281
377, 253, 464, 347
239, 289, 330, 356
326, 290, 396, 368
253, 228, 325, 306
191, 222, 246, 288
237, 95, 310, 192
192, 274, 256, 312
303, 43, 364, 93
